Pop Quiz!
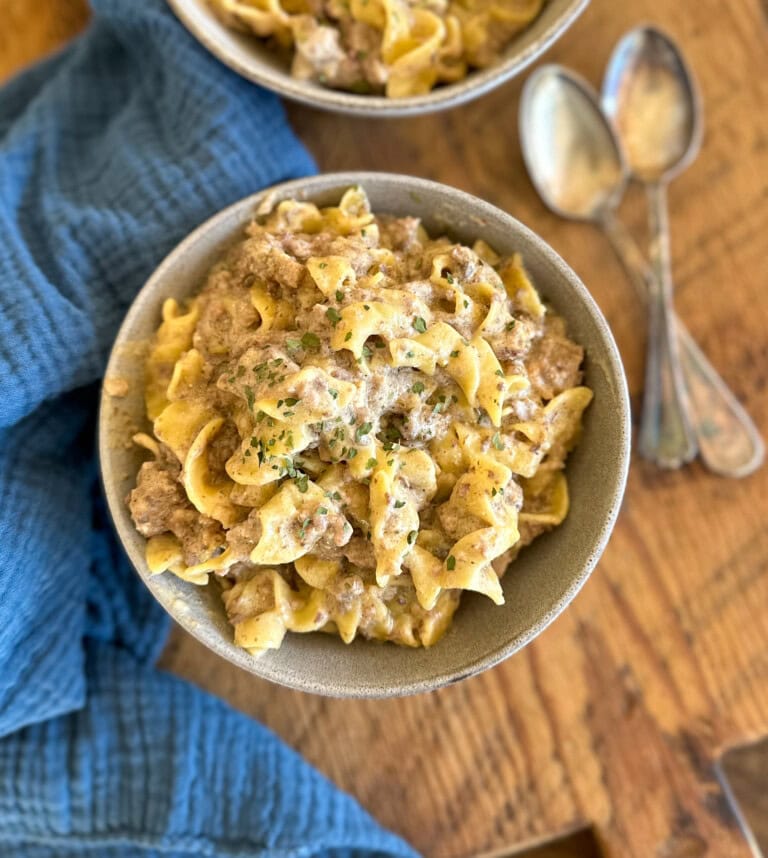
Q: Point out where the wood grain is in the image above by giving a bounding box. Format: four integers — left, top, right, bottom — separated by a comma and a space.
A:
0, 0, 90, 78
3, 1, 767, 856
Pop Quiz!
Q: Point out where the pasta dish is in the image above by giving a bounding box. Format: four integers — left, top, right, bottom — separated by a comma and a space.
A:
208, 0, 545, 97
128, 187, 591, 653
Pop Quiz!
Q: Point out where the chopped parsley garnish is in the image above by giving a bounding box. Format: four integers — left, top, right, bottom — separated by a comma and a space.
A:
450, 350, 459, 358
244, 386, 255, 411
407, 530, 417, 545
329, 388, 339, 399
294, 473, 309, 493
412, 316, 427, 334
446, 555, 456, 571
445, 272, 454, 284
412, 382, 425, 394
506, 320, 517, 331
356, 422, 373, 441
326, 307, 342, 326
301, 332, 320, 350
286, 338, 301, 350
366, 457, 378, 469
344, 331, 353, 342
394, 500, 406, 509
299, 517, 312, 539
495, 369, 504, 377
347, 447, 358, 459
318, 506, 328, 515
284, 397, 299, 407
492, 432, 504, 450
363, 304, 370, 311
361, 345, 373, 359
336, 289, 344, 302
463, 299, 469, 308
319, 262, 328, 269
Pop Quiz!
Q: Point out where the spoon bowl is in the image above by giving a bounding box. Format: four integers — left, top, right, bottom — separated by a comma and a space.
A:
520, 65, 627, 222
602, 26, 702, 182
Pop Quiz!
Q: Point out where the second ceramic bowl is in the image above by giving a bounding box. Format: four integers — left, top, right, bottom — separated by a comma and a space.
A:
167, 0, 589, 116
99, 172, 630, 697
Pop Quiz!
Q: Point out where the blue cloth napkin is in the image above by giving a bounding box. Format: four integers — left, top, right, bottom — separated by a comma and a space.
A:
0, 2, 418, 855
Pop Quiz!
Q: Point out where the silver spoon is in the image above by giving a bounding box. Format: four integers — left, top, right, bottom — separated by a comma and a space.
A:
519, 65, 764, 477
600, 27, 698, 467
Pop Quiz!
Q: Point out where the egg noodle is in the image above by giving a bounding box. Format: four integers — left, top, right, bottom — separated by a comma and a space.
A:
128, 187, 591, 653
209, 0, 544, 97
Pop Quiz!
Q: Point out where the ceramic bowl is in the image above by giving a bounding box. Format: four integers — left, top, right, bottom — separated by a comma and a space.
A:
166, 0, 589, 117
99, 172, 630, 697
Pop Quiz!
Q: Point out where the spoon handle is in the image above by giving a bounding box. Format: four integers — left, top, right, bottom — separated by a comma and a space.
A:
602, 214, 764, 477
639, 183, 697, 467
677, 329, 765, 476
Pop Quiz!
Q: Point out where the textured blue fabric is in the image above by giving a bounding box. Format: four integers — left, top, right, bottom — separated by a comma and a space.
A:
0, 2, 417, 856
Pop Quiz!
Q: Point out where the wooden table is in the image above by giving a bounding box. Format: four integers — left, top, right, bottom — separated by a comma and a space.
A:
4, 2, 767, 855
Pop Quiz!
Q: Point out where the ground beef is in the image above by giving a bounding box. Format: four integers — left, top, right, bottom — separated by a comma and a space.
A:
230, 232, 306, 290
128, 461, 186, 538
193, 277, 259, 361
128, 460, 226, 564
226, 510, 263, 561
206, 421, 241, 478
342, 536, 376, 570
309, 508, 353, 556
222, 573, 277, 624
490, 316, 538, 362
167, 509, 226, 566
445, 245, 503, 290
325, 572, 365, 609
379, 216, 423, 251
526, 332, 584, 401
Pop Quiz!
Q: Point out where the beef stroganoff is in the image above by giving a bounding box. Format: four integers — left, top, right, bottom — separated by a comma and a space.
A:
128, 187, 591, 653
209, 0, 545, 97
